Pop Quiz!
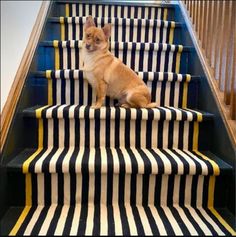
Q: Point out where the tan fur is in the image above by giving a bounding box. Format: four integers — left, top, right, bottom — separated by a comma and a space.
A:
81, 16, 157, 109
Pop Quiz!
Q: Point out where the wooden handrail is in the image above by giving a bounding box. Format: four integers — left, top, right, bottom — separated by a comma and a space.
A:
181, 0, 236, 144
0, 1, 51, 152
183, 0, 235, 121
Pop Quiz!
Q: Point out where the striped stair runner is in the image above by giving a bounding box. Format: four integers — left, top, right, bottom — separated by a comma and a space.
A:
52, 16, 177, 43
5, 2, 235, 236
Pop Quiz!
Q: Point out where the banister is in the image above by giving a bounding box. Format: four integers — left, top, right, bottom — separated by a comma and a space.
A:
181, 0, 236, 144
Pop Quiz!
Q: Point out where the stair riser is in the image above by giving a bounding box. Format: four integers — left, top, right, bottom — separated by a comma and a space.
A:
38, 118, 199, 149
27, 173, 210, 207
8, 171, 231, 209
55, 3, 173, 20
47, 76, 194, 108
40, 43, 186, 73
58, 17, 176, 44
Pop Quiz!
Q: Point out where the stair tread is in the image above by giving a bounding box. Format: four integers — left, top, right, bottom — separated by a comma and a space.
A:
1, 205, 234, 236
7, 148, 232, 175
22, 105, 213, 121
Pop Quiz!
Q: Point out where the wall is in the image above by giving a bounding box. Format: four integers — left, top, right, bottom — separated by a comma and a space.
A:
1, 1, 42, 111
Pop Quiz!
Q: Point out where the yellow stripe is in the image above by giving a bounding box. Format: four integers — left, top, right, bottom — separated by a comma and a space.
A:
185, 108, 203, 122
22, 106, 48, 173
186, 74, 191, 82
163, 8, 168, 21
194, 150, 220, 175
25, 174, 32, 206
65, 3, 69, 17
9, 206, 31, 236
46, 70, 51, 79
53, 40, 60, 70
48, 78, 53, 105
208, 176, 236, 235
60, 17, 65, 41
193, 121, 199, 150
22, 120, 43, 173
22, 148, 43, 174
208, 175, 215, 208
11, 106, 48, 234
169, 21, 175, 44
46, 70, 53, 105
175, 46, 183, 74
182, 82, 188, 108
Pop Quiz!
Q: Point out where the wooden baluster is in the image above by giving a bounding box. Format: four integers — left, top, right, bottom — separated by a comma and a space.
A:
186, 0, 189, 11
230, 54, 235, 119
202, 1, 207, 48
189, 0, 192, 18
199, 0, 204, 46
197, 0, 202, 38
206, 1, 213, 60
211, 0, 219, 68
215, 1, 225, 87
202, 1, 209, 50
193, 0, 197, 30
195, 1, 199, 34
191, 0, 194, 20
192, 0, 196, 26
219, 1, 229, 91
224, 1, 234, 105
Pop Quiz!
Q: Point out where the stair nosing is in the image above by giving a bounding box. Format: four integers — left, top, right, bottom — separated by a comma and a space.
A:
22, 105, 214, 121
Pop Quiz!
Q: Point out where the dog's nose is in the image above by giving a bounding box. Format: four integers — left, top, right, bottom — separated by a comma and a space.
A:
86, 44, 91, 50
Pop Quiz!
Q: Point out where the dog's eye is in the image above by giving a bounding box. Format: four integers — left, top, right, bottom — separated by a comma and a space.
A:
86, 34, 91, 38
95, 38, 100, 43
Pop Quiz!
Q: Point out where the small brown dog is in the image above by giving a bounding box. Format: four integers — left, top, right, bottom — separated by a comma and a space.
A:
81, 16, 157, 109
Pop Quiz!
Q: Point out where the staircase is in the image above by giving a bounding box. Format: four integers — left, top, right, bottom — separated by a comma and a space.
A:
1, 1, 235, 235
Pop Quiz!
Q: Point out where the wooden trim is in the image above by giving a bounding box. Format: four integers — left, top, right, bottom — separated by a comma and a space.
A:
179, 1, 236, 145
0, 1, 51, 151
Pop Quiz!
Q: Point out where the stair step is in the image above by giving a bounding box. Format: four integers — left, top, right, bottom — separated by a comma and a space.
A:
32, 70, 198, 108
21, 105, 213, 150
23, 105, 212, 121
7, 148, 232, 175
2, 205, 234, 235
55, 1, 175, 20
48, 16, 182, 43
39, 40, 192, 73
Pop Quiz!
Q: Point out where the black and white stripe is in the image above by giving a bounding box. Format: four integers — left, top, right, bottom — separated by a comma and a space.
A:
16, 173, 230, 235
10, 1, 234, 235
53, 40, 183, 72
67, 3, 168, 20
46, 70, 191, 107
26, 147, 216, 176
30, 174, 214, 206
24, 105, 207, 150
61, 16, 175, 43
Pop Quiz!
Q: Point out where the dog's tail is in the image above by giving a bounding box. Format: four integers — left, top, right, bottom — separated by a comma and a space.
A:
145, 102, 158, 108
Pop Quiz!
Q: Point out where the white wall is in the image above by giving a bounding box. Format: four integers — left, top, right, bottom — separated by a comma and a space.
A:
1, 1, 42, 111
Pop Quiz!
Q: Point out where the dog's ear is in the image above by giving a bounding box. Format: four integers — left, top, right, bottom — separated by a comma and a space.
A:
102, 24, 111, 40
84, 15, 95, 30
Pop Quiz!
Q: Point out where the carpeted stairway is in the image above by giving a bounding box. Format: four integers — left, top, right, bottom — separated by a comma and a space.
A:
1, 2, 235, 236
